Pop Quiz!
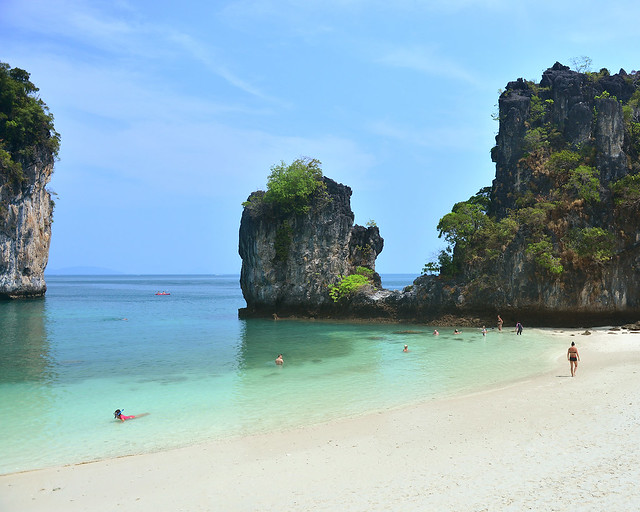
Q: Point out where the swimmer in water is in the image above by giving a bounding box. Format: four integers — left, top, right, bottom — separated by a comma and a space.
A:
114, 409, 137, 422
403, 345, 408, 352
275, 354, 284, 365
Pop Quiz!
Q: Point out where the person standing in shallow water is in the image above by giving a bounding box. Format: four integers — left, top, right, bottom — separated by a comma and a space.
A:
516, 322, 523, 335
567, 342, 580, 377
497, 315, 503, 332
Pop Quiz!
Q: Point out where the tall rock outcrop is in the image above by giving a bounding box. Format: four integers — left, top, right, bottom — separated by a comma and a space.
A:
239, 176, 383, 317
393, 63, 640, 325
239, 63, 640, 326
0, 147, 54, 298
491, 62, 636, 216
1, 63, 58, 299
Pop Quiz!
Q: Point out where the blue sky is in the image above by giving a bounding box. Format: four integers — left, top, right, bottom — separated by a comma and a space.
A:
2, 0, 640, 275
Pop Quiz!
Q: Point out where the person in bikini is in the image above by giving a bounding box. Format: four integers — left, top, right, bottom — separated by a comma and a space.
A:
567, 342, 580, 377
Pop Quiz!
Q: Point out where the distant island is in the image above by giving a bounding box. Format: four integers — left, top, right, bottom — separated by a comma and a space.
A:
0, 62, 59, 299
239, 62, 640, 327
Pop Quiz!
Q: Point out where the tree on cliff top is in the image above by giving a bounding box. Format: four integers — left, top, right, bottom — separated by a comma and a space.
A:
0, 62, 60, 183
262, 157, 325, 214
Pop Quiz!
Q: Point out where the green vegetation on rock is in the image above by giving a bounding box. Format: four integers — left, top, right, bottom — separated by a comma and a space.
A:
611, 173, 640, 208
243, 157, 326, 215
329, 266, 375, 302
564, 227, 614, 263
434, 187, 519, 272
274, 222, 292, 262
526, 238, 564, 275
0, 62, 60, 183
424, 64, 640, 280
563, 165, 601, 203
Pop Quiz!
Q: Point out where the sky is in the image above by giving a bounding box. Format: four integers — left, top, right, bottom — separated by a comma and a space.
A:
2, 0, 640, 275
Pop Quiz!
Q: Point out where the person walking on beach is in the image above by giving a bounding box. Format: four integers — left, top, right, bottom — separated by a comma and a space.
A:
567, 342, 580, 377
497, 315, 503, 332
275, 354, 283, 365
516, 322, 523, 335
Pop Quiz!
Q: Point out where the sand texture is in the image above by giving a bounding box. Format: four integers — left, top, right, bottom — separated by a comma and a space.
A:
2, 328, 640, 511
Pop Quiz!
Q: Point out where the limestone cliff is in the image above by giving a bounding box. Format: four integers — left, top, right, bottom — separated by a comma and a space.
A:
0, 63, 58, 299
238, 176, 383, 317
0, 147, 54, 298
239, 63, 640, 326
385, 63, 640, 326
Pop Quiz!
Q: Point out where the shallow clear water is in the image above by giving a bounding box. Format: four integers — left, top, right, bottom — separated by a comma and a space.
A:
0, 275, 563, 474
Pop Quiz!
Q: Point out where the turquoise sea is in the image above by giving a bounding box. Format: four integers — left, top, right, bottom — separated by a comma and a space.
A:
0, 275, 564, 475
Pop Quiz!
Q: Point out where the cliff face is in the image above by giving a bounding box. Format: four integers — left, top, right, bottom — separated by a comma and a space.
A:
492, 63, 636, 216
238, 63, 640, 326
392, 63, 640, 325
1, 63, 58, 299
239, 176, 383, 316
0, 147, 54, 298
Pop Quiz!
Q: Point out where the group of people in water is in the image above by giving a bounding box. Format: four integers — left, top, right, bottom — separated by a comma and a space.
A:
115, 316, 582, 422
403, 315, 580, 378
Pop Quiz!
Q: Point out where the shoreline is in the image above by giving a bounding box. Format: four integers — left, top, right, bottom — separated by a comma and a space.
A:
2, 328, 640, 511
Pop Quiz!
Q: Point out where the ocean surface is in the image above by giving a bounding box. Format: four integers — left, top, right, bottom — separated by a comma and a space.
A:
0, 274, 565, 475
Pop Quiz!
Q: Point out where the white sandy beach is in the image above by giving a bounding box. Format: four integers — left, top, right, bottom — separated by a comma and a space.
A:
2, 328, 640, 512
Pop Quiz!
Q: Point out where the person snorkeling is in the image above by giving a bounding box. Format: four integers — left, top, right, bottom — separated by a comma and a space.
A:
114, 409, 137, 422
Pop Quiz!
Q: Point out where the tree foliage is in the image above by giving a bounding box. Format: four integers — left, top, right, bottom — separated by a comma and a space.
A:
422, 248, 456, 277
328, 266, 375, 302
611, 173, 640, 209
564, 227, 614, 263
546, 149, 582, 174
262, 157, 325, 214
563, 165, 601, 203
427, 187, 519, 276
526, 238, 564, 275
0, 62, 60, 182
436, 187, 491, 250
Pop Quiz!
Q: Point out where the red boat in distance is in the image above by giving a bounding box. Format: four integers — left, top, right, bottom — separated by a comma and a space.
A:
155, 291, 170, 295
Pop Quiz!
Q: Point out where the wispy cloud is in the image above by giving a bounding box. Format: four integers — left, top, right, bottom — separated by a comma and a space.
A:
165, 31, 281, 103
368, 119, 484, 150
23, 53, 372, 199
376, 44, 479, 85
1, 0, 275, 101
223, 0, 508, 15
